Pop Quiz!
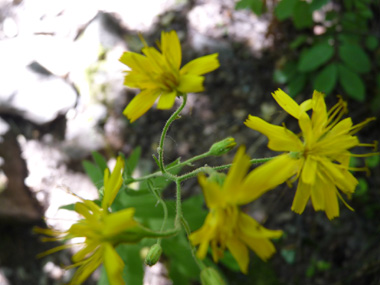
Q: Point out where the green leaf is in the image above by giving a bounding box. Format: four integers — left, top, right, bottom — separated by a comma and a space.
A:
161, 233, 200, 284
92, 151, 108, 173
250, 0, 264, 15
325, 11, 337, 21
366, 36, 379, 51
235, 0, 264, 15
281, 249, 296, 264
313, 63, 337, 94
354, 178, 368, 198
112, 189, 176, 231
220, 251, 240, 272
355, 1, 373, 18
59, 203, 76, 211
82, 160, 103, 188
182, 195, 208, 231
125, 147, 141, 177
316, 260, 331, 271
274, 61, 297, 84
293, 1, 313, 29
338, 44, 371, 74
338, 64, 365, 101
119, 244, 144, 285
338, 33, 360, 45
366, 155, 380, 169
310, 0, 329, 11
288, 73, 306, 97
275, 0, 297, 20
290, 34, 308, 50
235, 0, 252, 10
298, 43, 334, 72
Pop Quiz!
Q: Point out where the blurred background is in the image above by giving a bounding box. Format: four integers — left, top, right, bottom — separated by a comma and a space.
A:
0, 0, 379, 284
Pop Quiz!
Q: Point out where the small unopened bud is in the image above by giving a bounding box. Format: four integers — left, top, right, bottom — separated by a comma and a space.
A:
144, 244, 162, 266
209, 137, 236, 156
200, 267, 225, 285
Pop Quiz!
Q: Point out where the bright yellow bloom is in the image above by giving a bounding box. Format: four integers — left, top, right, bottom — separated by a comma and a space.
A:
36, 157, 140, 285
244, 89, 377, 219
120, 30, 220, 122
189, 147, 283, 274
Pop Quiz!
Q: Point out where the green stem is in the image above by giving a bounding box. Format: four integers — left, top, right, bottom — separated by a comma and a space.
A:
131, 155, 275, 183
178, 156, 275, 182
175, 180, 183, 227
147, 180, 168, 233
158, 94, 188, 174
129, 150, 211, 182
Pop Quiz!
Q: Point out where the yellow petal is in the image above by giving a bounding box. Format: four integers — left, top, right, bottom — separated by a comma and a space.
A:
223, 146, 251, 202
319, 158, 358, 194
310, 178, 325, 211
198, 174, 225, 209
103, 208, 137, 236
123, 89, 161, 122
298, 112, 314, 145
226, 237, 249, 274
70, 248, 103, 285
240, 154, 302, 203
123, 72, 161, 89
189, 223, 212, 260
74, 202, 96, 220
72, 241, 98, 263
299, 99, 312, 112
272, 89, 302, 119
177, 74, 204, 93
141, 46, 167, 74
245, 115, 303, 152
321, 181, 339, 220
161, 30, 181, 70
180, 53, 219, 76
103, 243, 125, 285
119, 52, 150, 73
102, 156, 125, 210
291, 179, 311, 214
237, 212, 283, 239
157, 91, 177, 109
301, 155, 317, 185
311, 90, 327, 131
82, 200, 102, 216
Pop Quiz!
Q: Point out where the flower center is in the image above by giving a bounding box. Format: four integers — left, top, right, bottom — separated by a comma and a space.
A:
160, 71, 179, 91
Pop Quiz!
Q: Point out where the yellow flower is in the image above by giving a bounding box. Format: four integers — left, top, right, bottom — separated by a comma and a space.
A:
189, 147, 283, 274
119, 30, 220, 122
36, 157, 140, 285
244, 89, 377, 219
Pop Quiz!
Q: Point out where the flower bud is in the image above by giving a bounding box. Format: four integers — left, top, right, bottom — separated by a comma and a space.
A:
200, 267, 225, 285
144, 244, 163, 266
208, 137, 236, 156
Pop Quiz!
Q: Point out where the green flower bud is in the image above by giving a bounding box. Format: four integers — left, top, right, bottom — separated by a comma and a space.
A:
200, 267, 225, 285
209, 137, 236, 156
144, 244, 163, 266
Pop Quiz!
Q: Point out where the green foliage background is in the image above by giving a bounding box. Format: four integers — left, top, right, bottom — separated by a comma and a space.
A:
236, 0, 380, 108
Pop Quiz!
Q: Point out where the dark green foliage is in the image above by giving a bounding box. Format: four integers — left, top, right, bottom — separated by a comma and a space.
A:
237, 0, 379, 105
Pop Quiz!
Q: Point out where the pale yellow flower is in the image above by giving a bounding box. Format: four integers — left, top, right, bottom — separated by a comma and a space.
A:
36, 157, 140, 285
244, 89, 377, 219
189, 147, 283, 273
120, 30, 220, 122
